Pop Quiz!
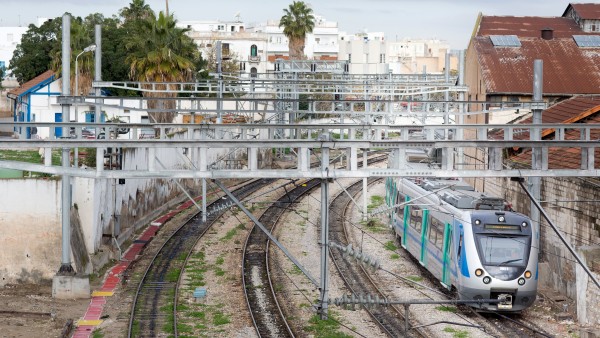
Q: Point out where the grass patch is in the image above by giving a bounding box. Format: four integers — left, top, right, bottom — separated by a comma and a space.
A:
367, 195, 385, 211
189, 311, 206, 319
214, 267, 225, 277
177, 323, 194, 333
212, 312, 231, 326
390, 254, 400, 260
92, 329, 104, 338
219, 228, 237, 242
236, 223, 246, 230
166, 268, 181, 283
443, 327, 470, 338
304, 313, 353, 338
384, 241, 397, 251
215, 256, 224, 265
406, 275, 423, 282
289, 265, 303, 275
436, 305, 458, 313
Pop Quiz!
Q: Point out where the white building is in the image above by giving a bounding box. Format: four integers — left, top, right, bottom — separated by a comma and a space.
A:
387, 38, 452, 74
338, 31, 388, 74
0, 26, 27, 74
180, 19, 269, 77
247, 15, 340, 65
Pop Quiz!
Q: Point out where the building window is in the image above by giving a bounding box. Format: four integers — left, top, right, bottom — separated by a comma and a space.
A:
315, 37, 320, 44
7, 33, 13, 42
348, 54, 351, 62
250, 44, 258, 57
231, 26, 235, 32
222, 43, 230, 56
218, 25, 224, 31
380, 53, 385, 63
250, 67, 257, 78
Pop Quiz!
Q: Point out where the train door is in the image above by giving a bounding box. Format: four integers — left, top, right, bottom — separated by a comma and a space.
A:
419, 209, 429, 266
401, 195, 410, 248
441, 222, 452, 288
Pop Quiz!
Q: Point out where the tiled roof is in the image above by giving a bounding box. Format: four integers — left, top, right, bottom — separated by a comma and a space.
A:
473, 16, 600, 95
564, 3, 600, 20
490, 95, 600, 140
6, 70, 55, 99
505, 96, 600, 169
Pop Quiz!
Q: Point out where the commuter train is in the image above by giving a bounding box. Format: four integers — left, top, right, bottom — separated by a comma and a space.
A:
385, 152, 538, 312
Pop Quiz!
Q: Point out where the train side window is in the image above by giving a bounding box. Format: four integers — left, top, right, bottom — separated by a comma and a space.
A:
410, 206, 422, 231
457, 234, 464, 259
429, 217, 444, 249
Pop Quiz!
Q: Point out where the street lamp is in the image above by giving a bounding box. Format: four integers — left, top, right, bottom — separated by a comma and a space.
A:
74, 44, 95, 168
75, 44, 96, 102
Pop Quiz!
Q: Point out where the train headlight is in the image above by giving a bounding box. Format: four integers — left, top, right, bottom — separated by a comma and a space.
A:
475, 268, 484, 277
483, 276, 491, 284
518, 277, 526, 286
521, 221, 528, 227
524, 271, 532, 279
475, 219, 481, 225
498, 216, 505, 222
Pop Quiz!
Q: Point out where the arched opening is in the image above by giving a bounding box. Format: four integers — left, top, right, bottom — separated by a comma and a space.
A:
250, 67, 258, 78
250, 44, 258, 57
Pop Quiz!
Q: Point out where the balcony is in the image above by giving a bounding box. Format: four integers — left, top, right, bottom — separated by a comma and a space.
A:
248, 55, 261, 63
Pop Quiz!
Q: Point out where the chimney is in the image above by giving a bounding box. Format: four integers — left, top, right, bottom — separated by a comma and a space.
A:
541, 28, 554, 40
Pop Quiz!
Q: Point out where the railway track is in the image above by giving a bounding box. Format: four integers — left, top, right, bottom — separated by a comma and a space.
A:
243, 178, 321, 337
127, 178, 269, 338
243, 154, 387, 337
328, 178, 429, 337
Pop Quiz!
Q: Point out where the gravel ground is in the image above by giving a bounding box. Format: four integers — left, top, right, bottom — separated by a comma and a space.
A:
1, 177, 599, 338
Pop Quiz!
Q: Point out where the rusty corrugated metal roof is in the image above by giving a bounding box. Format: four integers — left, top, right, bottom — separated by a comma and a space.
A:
478, 16, 582, 38
7, 70, 55, 99
564, 3, 600, 20
474, 14, 600, 95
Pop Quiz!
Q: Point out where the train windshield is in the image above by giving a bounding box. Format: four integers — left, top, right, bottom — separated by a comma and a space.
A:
477, 235, 528, 266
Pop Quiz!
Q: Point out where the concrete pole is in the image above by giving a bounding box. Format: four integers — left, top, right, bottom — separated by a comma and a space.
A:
59, 13, 73, 274
216, 41, 223, 125
95, 25, 102, 134
202, 178, 207, 222
457, 50, 465, 168
319, 146, 330, 320
530, 60, 543, 237
362, 149, 368, 220
444, 52, 450, 136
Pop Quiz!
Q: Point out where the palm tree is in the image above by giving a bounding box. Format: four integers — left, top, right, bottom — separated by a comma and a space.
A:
125, 10, 198, 124
279, 1, 315, 60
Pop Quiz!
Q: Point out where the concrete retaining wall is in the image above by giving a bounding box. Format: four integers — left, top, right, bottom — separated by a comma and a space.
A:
485, 176, 600, 324
0, 128, 271, 286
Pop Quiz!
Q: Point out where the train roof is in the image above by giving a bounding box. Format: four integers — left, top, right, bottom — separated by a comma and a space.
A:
402, 149, 511, 211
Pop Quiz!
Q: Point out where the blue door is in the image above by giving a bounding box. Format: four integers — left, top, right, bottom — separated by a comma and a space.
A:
55, 113, 62, 137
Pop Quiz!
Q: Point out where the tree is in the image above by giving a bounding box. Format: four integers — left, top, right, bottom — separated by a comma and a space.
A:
9, 18, 62, 84
124, 10, 199, 124
279, 1, 315, 60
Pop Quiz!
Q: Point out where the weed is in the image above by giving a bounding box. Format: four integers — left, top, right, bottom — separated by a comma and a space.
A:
215, 256, 224, 265
304, 313, 352, 338
236, 223, 246, 230
384, 241, 398, 251
92, 329, 104, 338
406, 275, 423, 282
443, 327, 470, 338
188, 311, 206, 319
214, 267, 225, 277
166, 268, 181, 283
390, 254, 400, 260
436, 305, 458, 313
289, 265, 303, 275
212, 312, 231, 326
220, 228, 237, 242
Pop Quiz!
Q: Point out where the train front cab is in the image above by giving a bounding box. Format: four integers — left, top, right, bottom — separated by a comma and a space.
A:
459, 210, 538, 312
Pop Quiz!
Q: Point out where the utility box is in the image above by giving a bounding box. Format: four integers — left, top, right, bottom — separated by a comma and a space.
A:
193, 287, 207, 302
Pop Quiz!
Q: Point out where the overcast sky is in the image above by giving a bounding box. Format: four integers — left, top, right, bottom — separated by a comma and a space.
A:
0, 0, 579, 49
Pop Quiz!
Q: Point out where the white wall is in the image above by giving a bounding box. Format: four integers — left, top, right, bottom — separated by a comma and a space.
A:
0, 179, 61, 286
